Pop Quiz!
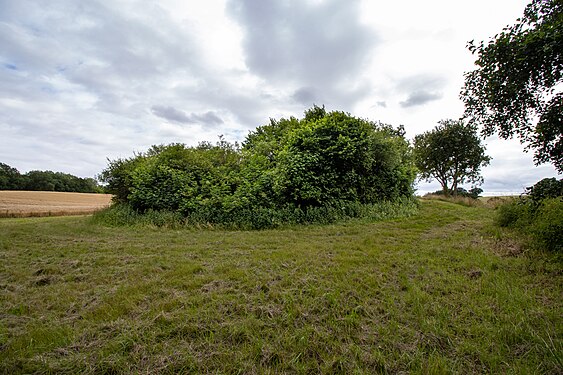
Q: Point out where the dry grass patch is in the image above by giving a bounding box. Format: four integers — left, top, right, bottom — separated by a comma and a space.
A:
422, 193, 484, 207
0, 191, 112, 218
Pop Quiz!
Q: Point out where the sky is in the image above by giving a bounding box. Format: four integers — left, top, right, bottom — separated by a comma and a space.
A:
0, 0, 559, 195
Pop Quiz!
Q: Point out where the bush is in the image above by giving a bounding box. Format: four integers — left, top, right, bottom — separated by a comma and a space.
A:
530, 198, 563, 252
525, 177, 563, 202
97, 106, 418, 229
495, 178, 563, 252
429, 187, 483, 199
495, 198, 533, 228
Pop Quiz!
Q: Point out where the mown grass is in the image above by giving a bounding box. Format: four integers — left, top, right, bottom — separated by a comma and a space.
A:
0, 200, 561, 374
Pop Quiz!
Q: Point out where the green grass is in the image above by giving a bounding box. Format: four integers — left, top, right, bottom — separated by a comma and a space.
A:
0, 200, 561, 374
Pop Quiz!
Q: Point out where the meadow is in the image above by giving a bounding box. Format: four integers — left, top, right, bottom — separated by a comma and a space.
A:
0, 199, 561, 374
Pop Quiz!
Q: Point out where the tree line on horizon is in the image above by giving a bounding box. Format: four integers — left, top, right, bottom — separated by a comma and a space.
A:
0, 163, 101, 193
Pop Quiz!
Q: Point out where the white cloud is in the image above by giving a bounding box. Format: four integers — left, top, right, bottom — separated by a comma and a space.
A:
0, 0, 557, 194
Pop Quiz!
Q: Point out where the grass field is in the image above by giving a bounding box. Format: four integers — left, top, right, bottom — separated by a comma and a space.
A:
0, 200, 561, 373
0, 191, 112, 218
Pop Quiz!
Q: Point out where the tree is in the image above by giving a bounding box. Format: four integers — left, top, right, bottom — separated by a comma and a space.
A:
461, 0, 562, 172
414, 119, 491, 196
273, 111, 416, 206
0, 163, 22, 190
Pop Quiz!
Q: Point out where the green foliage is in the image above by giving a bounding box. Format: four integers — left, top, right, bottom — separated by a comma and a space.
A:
414, 119, 491, 196
0, 163, 22, 190
462, 0, 563, 172
530, 198, 563, 252
98, 156, 147, 202
274, 112, 415, 206
495, 198, 534, 228
95, 198, 419, 230
495, 178, 563, 252
98, 107, 417, 228
0, 162, 101, 193
525, 177, 563, 202
429, 187, 483, 199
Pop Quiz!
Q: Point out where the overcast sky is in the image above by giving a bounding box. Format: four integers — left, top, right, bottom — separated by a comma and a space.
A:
0, 0, 558, 194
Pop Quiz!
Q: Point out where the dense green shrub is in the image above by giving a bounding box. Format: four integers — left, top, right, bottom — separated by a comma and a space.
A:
495, 178, 562, 252
429, 187, 483, 199
525, 177, 563, 203
530, 198, 563, 252
273, 113, 415, 206
97, 106, 417, 229
495, 198, 533, 228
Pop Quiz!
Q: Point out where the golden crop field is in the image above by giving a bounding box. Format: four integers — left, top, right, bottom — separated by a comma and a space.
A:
0, 191, 112, 218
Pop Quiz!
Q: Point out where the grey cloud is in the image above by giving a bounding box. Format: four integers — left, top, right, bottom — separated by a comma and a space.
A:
375, 101, 387, 108
227, 0, 377, 105
190, 112, 224, 127
0, 0, 224, 179
399, 90, 443, 108
152, 105, 191, 123
151, 105, 223, 126
395, 73, 447, 108
174, 80, 276, 129
292, 87, 317, 105
0, 0, 203, 117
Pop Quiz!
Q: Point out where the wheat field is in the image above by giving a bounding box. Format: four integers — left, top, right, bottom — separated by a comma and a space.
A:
0, 191, 112, 218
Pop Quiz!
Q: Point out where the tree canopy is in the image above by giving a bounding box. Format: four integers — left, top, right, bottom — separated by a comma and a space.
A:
413, 119, 491, 196
461, 0, 562, 172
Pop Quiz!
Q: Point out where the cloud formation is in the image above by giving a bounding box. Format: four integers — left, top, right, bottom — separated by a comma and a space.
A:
227, 0, 377, 108
0, 0, 556, 194
151, 106, 223, 126
396, 73, 446, 108
400, 90, 443, 108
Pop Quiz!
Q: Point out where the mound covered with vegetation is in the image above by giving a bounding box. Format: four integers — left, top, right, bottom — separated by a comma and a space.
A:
98, 106, 418, 229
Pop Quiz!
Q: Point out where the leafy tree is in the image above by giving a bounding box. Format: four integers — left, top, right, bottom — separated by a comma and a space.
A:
274, 111, 415, 206
525, 177, 563, 202
98, 156, 147, 202
0, 162, 22, 190
23, 171, 56, 191
414, 119, 491, 196
461, 0, 562, 172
